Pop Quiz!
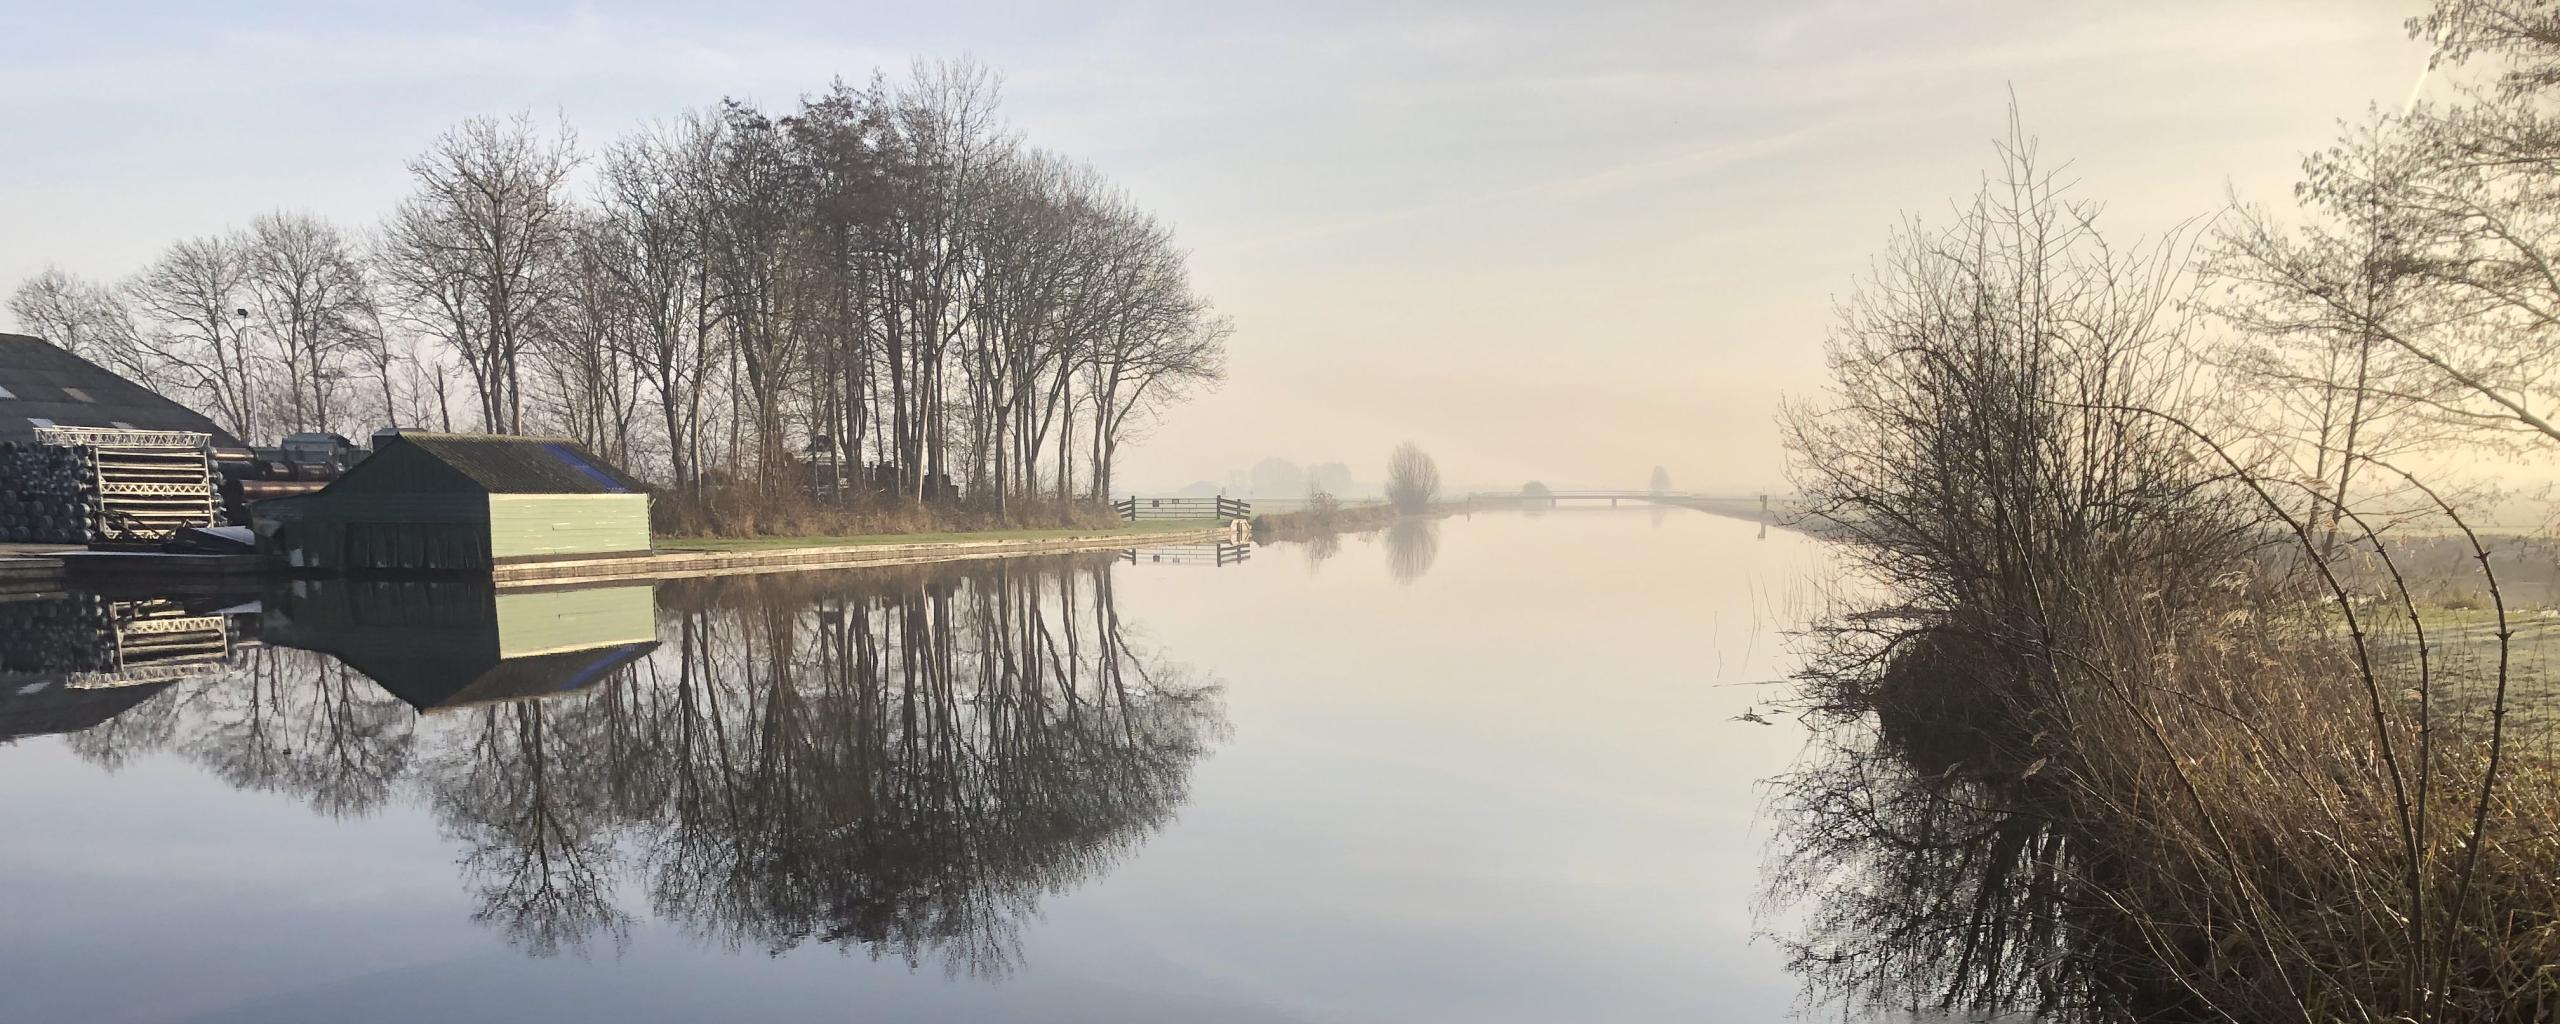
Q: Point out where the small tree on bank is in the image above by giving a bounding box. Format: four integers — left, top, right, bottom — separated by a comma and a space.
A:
1385, 442, 1439, 515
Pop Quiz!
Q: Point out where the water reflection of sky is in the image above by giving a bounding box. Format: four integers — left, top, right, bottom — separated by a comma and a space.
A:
0, 510, 1836, 1023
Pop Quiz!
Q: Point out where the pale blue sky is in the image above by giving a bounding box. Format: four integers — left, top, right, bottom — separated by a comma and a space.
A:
0, 1, 2430, 491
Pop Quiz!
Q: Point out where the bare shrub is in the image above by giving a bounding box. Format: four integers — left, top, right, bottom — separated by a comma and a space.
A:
1773, 110, 2560, 1022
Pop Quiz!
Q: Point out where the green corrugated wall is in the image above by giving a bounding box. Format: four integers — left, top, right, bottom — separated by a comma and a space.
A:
490, 584, 656, 658
486, 494, 651, 561
257, 493, 491, 571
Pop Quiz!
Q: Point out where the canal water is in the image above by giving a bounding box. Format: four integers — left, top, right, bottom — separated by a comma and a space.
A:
0, 509, 1837, 1023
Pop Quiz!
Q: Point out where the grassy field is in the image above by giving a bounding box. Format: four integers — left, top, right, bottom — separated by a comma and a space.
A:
661, 519, 1219, 552
2367, 607, 2560, 737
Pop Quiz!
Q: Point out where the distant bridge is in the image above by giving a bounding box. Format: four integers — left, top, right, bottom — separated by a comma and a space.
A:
1466, 491, 1809, 530
1465, 490, 1769, 511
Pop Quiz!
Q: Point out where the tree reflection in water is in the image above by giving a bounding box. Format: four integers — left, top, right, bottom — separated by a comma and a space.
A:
1383, 518, 1440, 585
627, 560, 1225, 973
1301, 528, 1342, 572
47, 554, 1226, 972
1766, 722, 2211, 1024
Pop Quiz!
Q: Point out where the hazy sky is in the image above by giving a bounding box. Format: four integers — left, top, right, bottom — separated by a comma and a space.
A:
1, 1, 2433, 493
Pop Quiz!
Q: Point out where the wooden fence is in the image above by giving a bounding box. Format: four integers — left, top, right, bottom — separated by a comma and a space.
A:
1114, 496, 1252, 521
1119, 542, 1253, 567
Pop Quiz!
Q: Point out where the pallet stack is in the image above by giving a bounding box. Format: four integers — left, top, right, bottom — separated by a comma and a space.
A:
0, 427, 224, 543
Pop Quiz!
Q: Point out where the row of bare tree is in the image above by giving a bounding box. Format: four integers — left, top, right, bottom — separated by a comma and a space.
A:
8, 59, 1227, 515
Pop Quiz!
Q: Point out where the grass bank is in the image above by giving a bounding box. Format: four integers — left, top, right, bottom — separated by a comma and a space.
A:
1251, 498, 1400, 541
652, 493, 1130, 541
663, 519, 1217, 553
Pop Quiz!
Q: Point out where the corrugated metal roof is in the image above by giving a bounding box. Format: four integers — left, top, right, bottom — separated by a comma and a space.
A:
0, 334, 241, 448
372, 433, 645, 495
366, 642, 658, 713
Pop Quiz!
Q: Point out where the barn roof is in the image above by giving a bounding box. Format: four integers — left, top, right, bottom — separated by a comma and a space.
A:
348, 641, 658, 713
0, 333, 241, 448
0, 678, 173, 743
346, 432, 645, 495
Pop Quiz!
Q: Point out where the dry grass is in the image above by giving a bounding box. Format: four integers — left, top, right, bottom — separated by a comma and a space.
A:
1249, 493, 1397, 541
652, 489, 1125, 540
2054, 577, 2560, 1021
662, 519, 1214, 553
1779, 562, 2560, 1022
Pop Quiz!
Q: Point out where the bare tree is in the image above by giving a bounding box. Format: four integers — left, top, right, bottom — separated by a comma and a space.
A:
244, 211, 375, 435
7, 266, 135, 362
1385, 442, 1441, 515
126, 233, 263, 439
595, 112, 728, 494
386, 113, 580, 434
2237, 4, 2560, 447
704, 100, 808, 503
535, 214, 643, 463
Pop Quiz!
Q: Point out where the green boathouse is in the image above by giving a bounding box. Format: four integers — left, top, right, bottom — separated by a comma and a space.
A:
251, 433, 650, 573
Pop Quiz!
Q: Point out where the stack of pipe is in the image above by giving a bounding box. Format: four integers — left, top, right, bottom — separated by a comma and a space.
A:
0, 429, 223, 543
0, 593, 119, 673
0, 595, 231, 683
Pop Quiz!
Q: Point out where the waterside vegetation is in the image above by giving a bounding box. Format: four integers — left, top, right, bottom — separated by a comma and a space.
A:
1771, 6, 2560, 1018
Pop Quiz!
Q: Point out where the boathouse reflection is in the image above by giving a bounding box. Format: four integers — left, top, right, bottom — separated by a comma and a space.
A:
262, 579, 658, 711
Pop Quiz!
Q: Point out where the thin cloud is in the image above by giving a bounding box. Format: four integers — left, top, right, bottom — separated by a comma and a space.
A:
1213, 123, 1829, 253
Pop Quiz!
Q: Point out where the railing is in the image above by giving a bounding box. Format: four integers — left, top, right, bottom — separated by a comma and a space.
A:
1113, 495, 1251, 521
33, 425, 212, 451
1120, 542, 1253, 567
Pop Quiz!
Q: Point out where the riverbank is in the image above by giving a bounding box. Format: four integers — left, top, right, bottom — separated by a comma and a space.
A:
3, 521, 1234, 593
650, 493, 1137, 540
1250, 499, 1400, 540
500, 520, 1232, 587
663, 519, 1217, 552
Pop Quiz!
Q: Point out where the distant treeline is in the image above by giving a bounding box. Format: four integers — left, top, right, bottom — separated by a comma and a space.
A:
9, 59, 1226, 525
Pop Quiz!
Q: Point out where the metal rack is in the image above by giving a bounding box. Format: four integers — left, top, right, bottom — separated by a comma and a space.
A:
0, 427, 223, 542
0, 594, 239, 688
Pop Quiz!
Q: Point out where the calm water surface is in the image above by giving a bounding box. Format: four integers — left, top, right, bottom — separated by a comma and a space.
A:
0, 510, 1832, 1022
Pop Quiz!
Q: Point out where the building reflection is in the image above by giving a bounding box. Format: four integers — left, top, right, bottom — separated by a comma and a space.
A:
263, 580, 658, 711
0, 553, 1225, 971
